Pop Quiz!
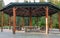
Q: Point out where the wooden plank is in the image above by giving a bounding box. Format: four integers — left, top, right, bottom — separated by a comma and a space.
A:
45, 6, 49, 34
13, 7, 16, 34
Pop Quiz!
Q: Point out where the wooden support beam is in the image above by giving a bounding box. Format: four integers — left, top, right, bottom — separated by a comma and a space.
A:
13, 7, 16, 34
29, 8, 32, 29
36, 17, 38, 28
22, 17, 24, 28
45, 6, 49, 34
1, 11, 4, 32
29, 15, 32, 29
8, 16, 11, 30
58, 12, 60, 31
50, 15, 53, 29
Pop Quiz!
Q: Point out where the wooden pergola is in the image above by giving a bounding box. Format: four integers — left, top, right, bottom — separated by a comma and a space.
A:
0, 2, 60, 34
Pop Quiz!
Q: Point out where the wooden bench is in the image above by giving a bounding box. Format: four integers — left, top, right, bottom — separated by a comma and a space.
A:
24, 26, 40, 32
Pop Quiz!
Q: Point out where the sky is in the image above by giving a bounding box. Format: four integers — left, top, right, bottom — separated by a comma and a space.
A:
3, 0, 48, 5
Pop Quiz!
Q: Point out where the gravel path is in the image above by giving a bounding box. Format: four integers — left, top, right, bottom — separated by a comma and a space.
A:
0, 29, 60, 38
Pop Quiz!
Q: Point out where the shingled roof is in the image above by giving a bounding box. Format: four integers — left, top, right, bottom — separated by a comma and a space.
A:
0, 2, 60, 17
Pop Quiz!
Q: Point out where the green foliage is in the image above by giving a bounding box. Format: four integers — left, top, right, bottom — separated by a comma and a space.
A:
4, 14, 9, 25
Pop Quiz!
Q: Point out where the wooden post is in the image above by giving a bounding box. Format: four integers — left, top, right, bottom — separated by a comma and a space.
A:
29, 15, 32, 29
50, 15, 53, 29
8, 16, 11, 30
22, 17, 24, 29
58, 12, 60, 31
13, 7, 16, 34
1, 11, 4, 32
36, 17, 38, 28
29, 8, 32, 29
45, 6, 49, 34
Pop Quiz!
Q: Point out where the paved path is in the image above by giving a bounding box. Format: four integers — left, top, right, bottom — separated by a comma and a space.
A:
0, 29, 60, 38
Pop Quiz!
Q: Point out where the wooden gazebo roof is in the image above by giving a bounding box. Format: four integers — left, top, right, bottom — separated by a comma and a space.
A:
0, 2, 60, 17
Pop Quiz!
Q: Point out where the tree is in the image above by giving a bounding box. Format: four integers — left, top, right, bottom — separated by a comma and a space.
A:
16, 0, 19, 2
40, 0, 45, 2
0, 0, 3, 27
24, 0, 28, 3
